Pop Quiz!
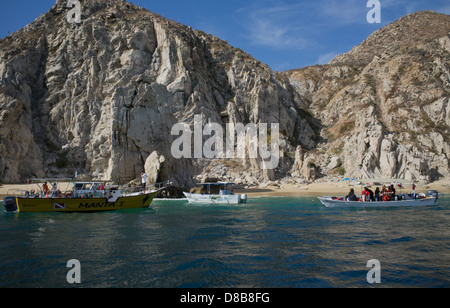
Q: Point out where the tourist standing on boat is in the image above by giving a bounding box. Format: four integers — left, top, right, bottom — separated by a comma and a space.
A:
368, 187, 374, 201
51, 182, 58, 197
141, 172, 148, 192
412, 184, 416, 199
42, 182, 49, 194
374, 187, 380, 201
390, 184, 397, 200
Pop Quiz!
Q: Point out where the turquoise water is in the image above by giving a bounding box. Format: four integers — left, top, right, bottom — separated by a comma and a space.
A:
1, 196, 449, 288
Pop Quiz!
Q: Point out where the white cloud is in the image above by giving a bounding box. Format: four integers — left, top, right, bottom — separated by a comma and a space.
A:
318, 0, 367, 25
234, 2, 318, 50
231, 0, 450, 69
234, 0, 376, 50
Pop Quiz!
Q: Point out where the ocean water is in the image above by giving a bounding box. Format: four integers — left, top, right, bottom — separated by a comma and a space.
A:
0, 196, 449, 288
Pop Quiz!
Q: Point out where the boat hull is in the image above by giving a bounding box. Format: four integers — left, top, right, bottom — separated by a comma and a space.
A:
318, 196, 438, 208
184, 192, 242, 205
9, 191, 159, 213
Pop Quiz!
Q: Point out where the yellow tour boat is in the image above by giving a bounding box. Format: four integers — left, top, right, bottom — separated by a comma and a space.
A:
3, 179, 162, 213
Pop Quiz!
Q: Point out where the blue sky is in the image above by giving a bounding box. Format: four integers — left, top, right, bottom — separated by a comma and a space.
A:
1, 0, 449, 71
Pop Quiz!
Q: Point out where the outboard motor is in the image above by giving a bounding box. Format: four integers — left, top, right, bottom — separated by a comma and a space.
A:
3, 197, 18, 212
240, 194, 248, 204
426, 190, 439, 200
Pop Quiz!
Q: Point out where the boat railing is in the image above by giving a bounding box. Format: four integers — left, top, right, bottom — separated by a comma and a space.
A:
120, 185, 144, 195
5, 189, 56, 198
155, 180, 172, 190
120, 181, 172, 195
6, 189, 29, 197
6, 187, 107, 199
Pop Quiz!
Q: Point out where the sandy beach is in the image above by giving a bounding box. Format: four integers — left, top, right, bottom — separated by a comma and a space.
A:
1, 179, 449, 200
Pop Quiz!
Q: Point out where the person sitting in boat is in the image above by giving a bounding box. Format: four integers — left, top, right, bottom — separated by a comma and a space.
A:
346, 189, 357, 201
383, 186, 394, 201
390, 184, 396, 196
380, 184, 386, 195
361, 187, 371, 202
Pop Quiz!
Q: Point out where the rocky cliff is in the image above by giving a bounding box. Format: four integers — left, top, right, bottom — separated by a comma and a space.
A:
286, 10, 450, 183
0, 0, 316, 185
0, 2, 448, 186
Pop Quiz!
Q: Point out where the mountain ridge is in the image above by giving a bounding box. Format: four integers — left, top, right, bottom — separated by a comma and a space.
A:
286, 10, 450, 183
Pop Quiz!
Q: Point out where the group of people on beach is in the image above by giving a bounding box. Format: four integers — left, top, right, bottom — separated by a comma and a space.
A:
346, 184, 416, 202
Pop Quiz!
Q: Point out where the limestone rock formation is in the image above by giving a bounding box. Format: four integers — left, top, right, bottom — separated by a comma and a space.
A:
0, 0, 316, 185
286, 10, 450, 183
144, 151, 165, 184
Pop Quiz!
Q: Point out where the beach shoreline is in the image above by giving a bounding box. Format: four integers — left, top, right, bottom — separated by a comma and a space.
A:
1, 180, 449, 199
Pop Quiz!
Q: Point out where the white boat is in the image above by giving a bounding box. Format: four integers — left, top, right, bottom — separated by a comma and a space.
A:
318, 191, 439, 208
184, 183, 247, 205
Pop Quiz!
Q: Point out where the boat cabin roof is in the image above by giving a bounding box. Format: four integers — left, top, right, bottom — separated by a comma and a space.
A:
199, 182, 235, 186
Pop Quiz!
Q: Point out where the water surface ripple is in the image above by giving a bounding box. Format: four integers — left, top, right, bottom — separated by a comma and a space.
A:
1, 197, 449, 288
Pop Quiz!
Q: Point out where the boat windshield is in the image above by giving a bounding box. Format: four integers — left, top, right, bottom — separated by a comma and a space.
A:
73, 182, 105, 191
200, 183, 235, 195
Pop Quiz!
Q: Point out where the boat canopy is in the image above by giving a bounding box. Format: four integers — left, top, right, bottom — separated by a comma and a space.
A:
27, 178, 111, 184
27, 178, 75, 184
